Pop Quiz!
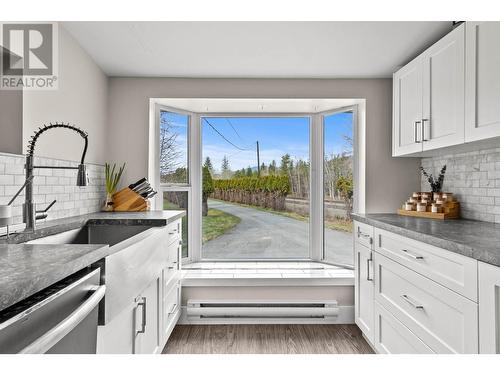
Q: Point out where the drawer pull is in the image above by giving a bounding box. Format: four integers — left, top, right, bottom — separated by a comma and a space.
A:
357, 228, 373, 244
402, 249, 424, 260
367, 253, 373, 281
168, 304, 178, 315
401, 294, 424, 310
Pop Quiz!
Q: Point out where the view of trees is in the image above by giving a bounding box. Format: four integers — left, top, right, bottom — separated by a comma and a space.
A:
204, 151, 352, 204
159, 112, 188, 184
159, 113, 353, 216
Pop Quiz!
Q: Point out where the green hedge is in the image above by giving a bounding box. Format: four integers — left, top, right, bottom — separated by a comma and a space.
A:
213, 175, 290, 195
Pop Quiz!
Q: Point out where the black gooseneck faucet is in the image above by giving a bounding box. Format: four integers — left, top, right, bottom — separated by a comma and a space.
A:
23, 123, 89, 232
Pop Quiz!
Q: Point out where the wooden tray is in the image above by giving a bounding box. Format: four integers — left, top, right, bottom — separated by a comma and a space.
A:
397, 201, 460, 220
112, 187, 149, 212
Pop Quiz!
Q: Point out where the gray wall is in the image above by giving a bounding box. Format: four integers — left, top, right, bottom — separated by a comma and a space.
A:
108, 78, 420, 213
22, 25, 109, 164
0, 48, 23, 155
421, 147, 500, 223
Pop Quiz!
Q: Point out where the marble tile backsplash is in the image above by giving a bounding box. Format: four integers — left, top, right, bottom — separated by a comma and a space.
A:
0, 152, 105, 226
421, 147, 500, 223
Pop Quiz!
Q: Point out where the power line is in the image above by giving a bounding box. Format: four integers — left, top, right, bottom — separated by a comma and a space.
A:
226, 118, 244, 142
203, 118, 250, 151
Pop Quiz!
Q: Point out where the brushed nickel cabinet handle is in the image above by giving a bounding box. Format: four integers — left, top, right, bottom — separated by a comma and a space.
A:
401, 294, 424, 309
402, 249, 424, 260
136, 296, 147, 334
414, 120, 421, 143
422, 119, 429, 141
366, 253, 373, 281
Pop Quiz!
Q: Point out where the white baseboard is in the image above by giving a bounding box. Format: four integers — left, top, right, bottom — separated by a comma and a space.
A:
177, 305, 354, 325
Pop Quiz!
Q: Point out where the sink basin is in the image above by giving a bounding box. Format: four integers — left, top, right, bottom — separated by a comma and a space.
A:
26, 224, 151, 247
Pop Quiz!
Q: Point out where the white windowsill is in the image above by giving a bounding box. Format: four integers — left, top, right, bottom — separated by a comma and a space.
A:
181, 261, 354, 287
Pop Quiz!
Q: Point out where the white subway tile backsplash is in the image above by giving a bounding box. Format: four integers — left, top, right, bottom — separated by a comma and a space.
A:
422, 147, 500, 223
0, 153, 105, 225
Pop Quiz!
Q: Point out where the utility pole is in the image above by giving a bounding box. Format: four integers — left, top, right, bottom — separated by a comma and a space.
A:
256, 141, 260, 177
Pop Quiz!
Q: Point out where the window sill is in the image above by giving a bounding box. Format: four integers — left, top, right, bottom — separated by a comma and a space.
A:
181, 261, 354, 287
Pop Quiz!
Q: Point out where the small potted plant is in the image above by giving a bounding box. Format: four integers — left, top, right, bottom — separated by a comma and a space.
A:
103, 163, 125, 212
420, 165, 446, 200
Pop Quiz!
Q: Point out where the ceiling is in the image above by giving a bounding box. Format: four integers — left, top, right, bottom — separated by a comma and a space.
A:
62, 21, 452, 79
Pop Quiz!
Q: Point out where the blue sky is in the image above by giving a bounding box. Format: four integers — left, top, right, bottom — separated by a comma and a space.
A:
161, 111, 353, 173
203, 113, 353, 172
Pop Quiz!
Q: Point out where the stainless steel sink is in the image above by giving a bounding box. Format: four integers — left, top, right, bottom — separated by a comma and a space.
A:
26, 225, 151, 247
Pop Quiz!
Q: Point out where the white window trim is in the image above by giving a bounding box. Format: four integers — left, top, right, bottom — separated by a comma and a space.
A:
149, 100, 365, 266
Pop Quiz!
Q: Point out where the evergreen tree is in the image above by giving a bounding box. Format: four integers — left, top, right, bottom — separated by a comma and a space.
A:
280, 154, 291, 175
246, 167, 253, 177
260, 162, 267, 176
203, 156, 214, 174
221, 155, 231, 179
269, 160, 277, 175
202, 165, 214, 216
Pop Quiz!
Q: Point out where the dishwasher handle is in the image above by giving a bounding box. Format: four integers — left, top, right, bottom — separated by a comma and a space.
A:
18, 285, 106, 354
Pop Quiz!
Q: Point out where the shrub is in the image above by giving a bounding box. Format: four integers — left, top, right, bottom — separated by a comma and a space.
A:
212, 176, 291, 210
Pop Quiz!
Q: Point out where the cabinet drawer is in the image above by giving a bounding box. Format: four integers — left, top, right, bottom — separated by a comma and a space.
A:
375, 228, 477, 301
164, 282, 180, 328
167, 239, 180, 268
374, 301, 434, 354
166, 220, 182, 245
354, 221, 374, 249
375, 253, 478, 353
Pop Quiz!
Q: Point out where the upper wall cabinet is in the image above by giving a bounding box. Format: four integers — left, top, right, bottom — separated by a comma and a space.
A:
393, 57, 424, 156
465, 22, 500, 142
393, 24, 465, 156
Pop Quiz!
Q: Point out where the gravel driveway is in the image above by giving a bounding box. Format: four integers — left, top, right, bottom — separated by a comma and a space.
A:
203, 200, 353, 265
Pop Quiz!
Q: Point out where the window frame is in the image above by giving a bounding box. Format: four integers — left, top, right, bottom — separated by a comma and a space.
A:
153, 104, 195, 264
319, 105, 358, 269
150, 103, 360, 266
199, 113, 313, 262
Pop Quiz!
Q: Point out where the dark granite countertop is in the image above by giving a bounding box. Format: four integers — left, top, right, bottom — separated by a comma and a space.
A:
0, 210, 185, 312
352, 213, 500, 267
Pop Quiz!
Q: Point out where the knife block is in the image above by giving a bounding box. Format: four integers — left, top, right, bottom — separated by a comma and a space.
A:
112, 187, 149, 212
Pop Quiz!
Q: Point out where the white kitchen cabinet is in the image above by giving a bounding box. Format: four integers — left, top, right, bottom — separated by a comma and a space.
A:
393, 24, 465, 156
354, 221, 375, 344
465, 22, 500, 142
134, 276, 161, 354
374, 301, 434, 354
355, 242, 375, 344
375, 252, 478, 353
97, 220, 183, 354
479, 261, 500, 353
393, 57, 424, 156
421, 24, 465, 151
97, 273, 161, 354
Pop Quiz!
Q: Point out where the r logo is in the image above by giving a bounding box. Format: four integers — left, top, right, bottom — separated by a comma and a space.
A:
2, 23, 53, 76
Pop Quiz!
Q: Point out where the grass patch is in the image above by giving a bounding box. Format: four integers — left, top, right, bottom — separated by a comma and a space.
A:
203, 208, 241, 243
210, 199, 353, 233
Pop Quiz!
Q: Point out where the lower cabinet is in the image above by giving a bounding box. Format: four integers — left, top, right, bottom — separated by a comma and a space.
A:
375, 252, 478, 354
97, 274, 162, 354
354, 221, 482, 354
97, 220, 183, 354
374, 301, 433, 354
133, 276, 161, 354
479, 261, 500, 353
354, 241, 374, 343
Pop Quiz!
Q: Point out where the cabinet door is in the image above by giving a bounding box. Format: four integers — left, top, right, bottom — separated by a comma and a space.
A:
479, 261, 500, 353
422, 24, 465, 151
393, 58, 423, 156
134, 276, 161, 354
355, 241, 375, 343
465, 22, 500, 142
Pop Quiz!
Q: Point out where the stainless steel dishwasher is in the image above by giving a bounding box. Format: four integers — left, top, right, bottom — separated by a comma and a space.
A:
0, 268, 105, 354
